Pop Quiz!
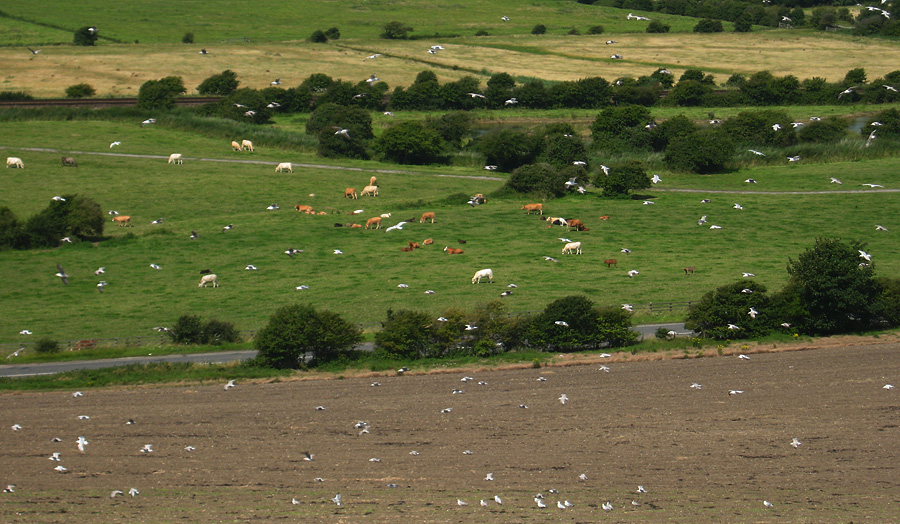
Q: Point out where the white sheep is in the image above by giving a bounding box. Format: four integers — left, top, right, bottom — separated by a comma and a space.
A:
241, 139, 254, 152
472, 268, 494, 284
168, 153, 183, 164
198, 274, 219, 287
231, 141, 242, 151
6, 157, 24, 169
562, 241, 582, 255
275, 162, 293, 173
360, 185, 379, 197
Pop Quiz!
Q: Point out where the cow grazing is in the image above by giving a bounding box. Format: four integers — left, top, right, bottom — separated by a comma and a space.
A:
472, 268, 494, 284
420, 212, 435, 223
61, 156, 77, 167
562, 241, 582, 255
408, 241, 420, 249
294, 205, 314, 213
198, 274, 219, 287
567, 219, 589, 231
241, 139, 254, 152
365, 217, 382, 229
521, 203, 543, 215
168, 153, 183, 164
231, 141, 242, 151
275, 162, 292, 173
684, 266, 695, 275
112, 215, 132, 227
344, 188, 358, 199
604, 259, 617, 268
360, 185, 379, 197
6, 157, 24, 169
444, 246, 464, 254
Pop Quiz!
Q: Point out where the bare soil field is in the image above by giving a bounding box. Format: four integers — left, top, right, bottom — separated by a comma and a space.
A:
2, 341, 899, 523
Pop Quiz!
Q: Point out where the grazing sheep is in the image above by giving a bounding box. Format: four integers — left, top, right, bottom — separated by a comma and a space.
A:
6, 157, 24, 169
521, 203, 542, 215
231, 141, 242, 152
365, 217, 382, 229
198, 274, 219, 287
360, 185, 379, 197
444, 247, 464, 254
61, 156, 77, 167
241, 140, 254, 152
420, 212, 435, 223
275, 162, 292, 173
562, 241, 582, 255
294, 205, 314, 213
168, 153, 183, 165
472, 268, 494, 284
112, 215, 132, 227
344, 188, 358, 199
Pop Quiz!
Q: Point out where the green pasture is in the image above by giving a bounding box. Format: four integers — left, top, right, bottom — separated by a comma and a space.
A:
1, 120, 898, 348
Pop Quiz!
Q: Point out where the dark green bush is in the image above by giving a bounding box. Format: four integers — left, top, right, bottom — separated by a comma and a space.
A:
505, 163, 567, 198
255, 304, 362, 368
374, 309, 435, 359
525, 295, 603, 352
593, 160, 651, 197
0, 91, 34, 101
381, 21, 413, 39
73, 26, 98, 46
646, 21, 671, 33
310, 30, 328, 43
65, 83, 95, 99
375, 121, 445, 165
21, 194, 104, 248
587, 25, 604, 34
197, 70, 239, 96
797, 117, 846, 143
685, 280, 772, 340
182, 32, 194, 44
137, 76, 186, 110
324, 27, 341, 40
34, 338, 61, 354
477, 128, 539, 172
202, 319, 240, 345
694, 19, 724, 33
169, 314, 205, 345
664, 130, 734, 174
532, 24, 547, 35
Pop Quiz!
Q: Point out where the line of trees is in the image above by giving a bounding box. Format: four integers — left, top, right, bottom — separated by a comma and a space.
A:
254, 296, 637, 369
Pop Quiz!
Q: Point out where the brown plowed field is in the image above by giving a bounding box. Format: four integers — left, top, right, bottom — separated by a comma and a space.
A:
2, 341, 899, 523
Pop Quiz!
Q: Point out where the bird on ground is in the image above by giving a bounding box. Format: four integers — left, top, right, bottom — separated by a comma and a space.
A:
11, 424, 22, 431
365, 53, 381, 60
555, 321, 569, 327
748, 149, 765, 156
764, 500, 774, 508
19, 329, 32, 335
110, 141, 121, 148
884, 384, 895, 390
270, 78, 281, 86
862, 183, 883, 188
535, 498, 547, 508
149, 263, 161, 270
733, 203, 743, 210
610, 54, 623, 60
745, 178, 757, 184
224, 379, 236, 390
557, 501, 567, 509
397, 283, 409, 288
303, 451, 315, 461
859, 250, 872, 261
830, 177, 842, 184
690, 383, 702, 389
199, 49, 209, 54
729, 390, 745, 395
140, 444, 154, 453
605, 40, 617, 44
558, 394, 568, 404
708, 224, 724, 230
97, 281, 108, 293
602, 501, 614, 511
457, 498, 469, 506
56, 264, 69, 285
332, 493, 343, 506
54, 466, 68, 472
480, 499, 489, 507
876, 225, 889, 231
627, 270, 640, 278
76, 436, 89, 452
494, 495, 502, 504
791, 437, 802, 448
501, 16, 510, 21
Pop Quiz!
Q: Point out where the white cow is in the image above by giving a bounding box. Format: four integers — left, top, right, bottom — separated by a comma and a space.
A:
168, 153, 183, 164
198, 274, 219, 287
360, 185, 379, 197
6, 157, 24, 169
562, 241, 582, 255
241, 139, 254, 152
472, 268, 494, 284
275, 162, 293, 173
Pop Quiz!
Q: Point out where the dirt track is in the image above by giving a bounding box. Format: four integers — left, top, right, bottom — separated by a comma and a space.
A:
2, 341, 899, 523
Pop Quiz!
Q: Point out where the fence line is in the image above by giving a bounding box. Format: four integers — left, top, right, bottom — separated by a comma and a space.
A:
0, 301, 696, 354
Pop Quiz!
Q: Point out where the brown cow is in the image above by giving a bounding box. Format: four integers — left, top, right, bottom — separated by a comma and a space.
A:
344, 188, 358, 199
400, 246, 414, 252
599, 215, 610, 221
349, 223, 362, 228
684, 266, 695, 275
61, 156, 77, 167
567, 219, 589, 231
365, 217, 382, 229
408, 241, 420, 249
423, 238, 433, 245
294, 205, 314, 213
70, 339, 97, 351
420, 212, 435, 223
604, 259, 617, 268
521, 203, 543, 215
112, 215, 132, 227
444, 246, 464, 254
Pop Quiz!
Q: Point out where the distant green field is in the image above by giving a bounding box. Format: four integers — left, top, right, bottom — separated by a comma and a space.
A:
1, 119, 898, 347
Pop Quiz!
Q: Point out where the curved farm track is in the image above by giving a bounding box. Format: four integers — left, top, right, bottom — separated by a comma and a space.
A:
2, 338, 899, 523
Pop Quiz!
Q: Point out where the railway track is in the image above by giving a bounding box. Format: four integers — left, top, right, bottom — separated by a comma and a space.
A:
0, 97, 221, 108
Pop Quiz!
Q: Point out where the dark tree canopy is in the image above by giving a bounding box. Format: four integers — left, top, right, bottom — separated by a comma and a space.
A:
255, 304, 362, 368
198, 70, 239, 95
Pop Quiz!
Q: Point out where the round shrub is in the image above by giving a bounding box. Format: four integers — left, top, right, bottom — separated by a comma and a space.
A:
310, 30, 328, 43
255, 304, 362, 368
34, 338, 61, 354
694, 19, 724, 33
587, 25, 604, 34
169, 314, 204, 345
665, 130, 734, 174
65, 83, 96, 99
182, 32, 194, 44
646, 21, 670, 33
324, 27, 340, 40
202, 319, 240, 345
532, 24, 547, 35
